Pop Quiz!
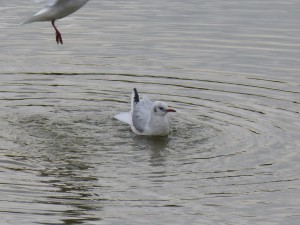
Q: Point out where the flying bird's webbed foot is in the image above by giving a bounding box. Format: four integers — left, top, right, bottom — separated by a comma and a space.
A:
55, 30, 63, 45
51, 20, 63, 45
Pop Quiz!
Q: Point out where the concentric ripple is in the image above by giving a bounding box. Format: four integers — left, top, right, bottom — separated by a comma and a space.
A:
1, 0, 300, 224
0, 72, 299, 224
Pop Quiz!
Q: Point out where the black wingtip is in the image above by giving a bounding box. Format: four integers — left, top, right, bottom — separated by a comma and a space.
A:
133, 88, 139, 103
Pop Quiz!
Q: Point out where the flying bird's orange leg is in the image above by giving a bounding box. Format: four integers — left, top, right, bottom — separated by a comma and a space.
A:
51, 20, 63, 45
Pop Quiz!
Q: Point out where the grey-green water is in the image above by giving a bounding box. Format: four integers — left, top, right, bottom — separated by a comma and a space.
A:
1, 0, 300, 224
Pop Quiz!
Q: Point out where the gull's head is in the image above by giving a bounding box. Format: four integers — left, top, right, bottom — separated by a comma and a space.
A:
153, 101, 176, 116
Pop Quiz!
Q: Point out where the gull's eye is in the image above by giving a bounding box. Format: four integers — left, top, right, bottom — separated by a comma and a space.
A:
159, 106, 164, 110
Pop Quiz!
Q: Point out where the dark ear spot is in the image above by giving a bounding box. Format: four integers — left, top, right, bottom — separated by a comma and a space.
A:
154, 108, 157, 113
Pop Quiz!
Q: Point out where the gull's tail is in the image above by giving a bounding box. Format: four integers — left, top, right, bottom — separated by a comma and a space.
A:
20, 17, 36, 25
114, 112, 132, 125
20, 7, 51, 25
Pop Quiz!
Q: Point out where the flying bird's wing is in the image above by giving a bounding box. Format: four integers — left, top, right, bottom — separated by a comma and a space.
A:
32, 0, 58, 6
22, 0, 89, 24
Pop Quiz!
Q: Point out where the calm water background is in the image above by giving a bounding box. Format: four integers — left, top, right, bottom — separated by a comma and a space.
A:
1, 0, 300, 224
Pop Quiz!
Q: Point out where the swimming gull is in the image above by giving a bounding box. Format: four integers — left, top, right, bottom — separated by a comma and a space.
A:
115, 88, 176, 136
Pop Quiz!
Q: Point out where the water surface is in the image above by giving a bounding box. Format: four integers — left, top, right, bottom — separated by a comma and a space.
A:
1, 0, 300, 224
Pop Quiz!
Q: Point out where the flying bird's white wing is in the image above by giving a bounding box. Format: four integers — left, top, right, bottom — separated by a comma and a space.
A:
33, 0, 58, 5
22, 0, 89, 24
23, 0, 59, 23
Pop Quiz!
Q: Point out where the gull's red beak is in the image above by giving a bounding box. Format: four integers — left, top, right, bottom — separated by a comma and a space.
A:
166, 108, 176, 112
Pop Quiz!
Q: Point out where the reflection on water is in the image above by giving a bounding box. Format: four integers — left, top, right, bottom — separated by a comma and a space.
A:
1, 0, 300, 224
133, 136, 170, 167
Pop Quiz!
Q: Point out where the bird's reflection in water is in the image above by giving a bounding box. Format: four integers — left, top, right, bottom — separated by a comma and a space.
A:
133, 135, 170, 167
